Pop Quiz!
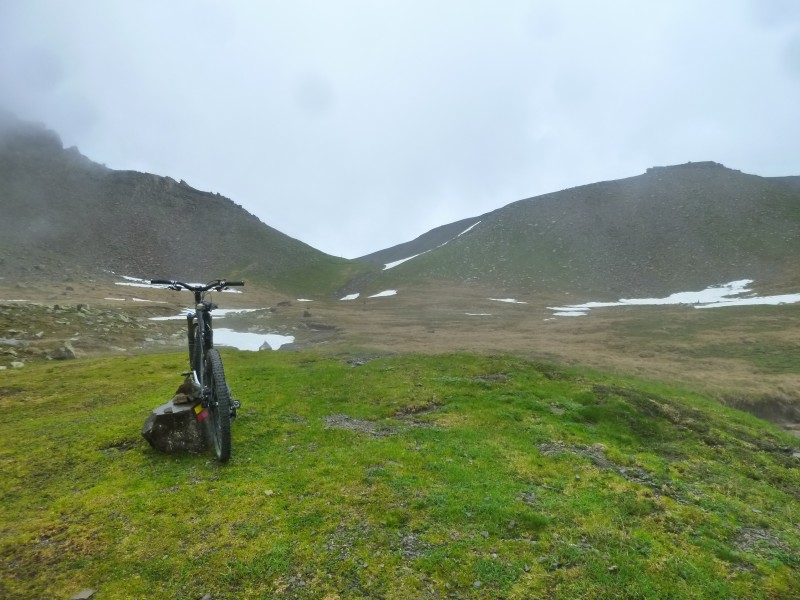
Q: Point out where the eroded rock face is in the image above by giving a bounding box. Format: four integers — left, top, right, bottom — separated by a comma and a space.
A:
141, 399, 207, 453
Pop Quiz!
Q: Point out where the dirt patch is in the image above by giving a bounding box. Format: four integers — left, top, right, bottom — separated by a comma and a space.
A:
323, 414, 402, 437
339, 354, 393, 368
392, 398, 443, 418
734, 527, 791, 557
0, 387, 25, 397
99, 438, 140, 454
393, 532, 433, 559
537, 442, 659, 490
471, 373, 510, 384
324, 412, 437, 437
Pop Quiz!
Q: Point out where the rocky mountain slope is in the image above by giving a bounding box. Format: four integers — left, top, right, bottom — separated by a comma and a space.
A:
0, 113, 359, 294
358, 162, 800, 298
3, 113, 798, 300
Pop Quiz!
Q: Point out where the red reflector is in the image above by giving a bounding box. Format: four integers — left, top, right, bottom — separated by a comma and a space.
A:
197, 409, 208, 422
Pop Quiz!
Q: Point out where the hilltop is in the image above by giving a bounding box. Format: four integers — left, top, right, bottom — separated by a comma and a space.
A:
358, 161, 800, 298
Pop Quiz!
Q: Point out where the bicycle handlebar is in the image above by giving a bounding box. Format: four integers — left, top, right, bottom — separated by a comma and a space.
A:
149, 279, 245, 291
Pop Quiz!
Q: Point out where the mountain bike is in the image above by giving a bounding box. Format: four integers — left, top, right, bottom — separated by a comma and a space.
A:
150, 278, 244, 461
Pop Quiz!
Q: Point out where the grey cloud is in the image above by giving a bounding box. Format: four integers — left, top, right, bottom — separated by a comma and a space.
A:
1, 0, 799, 258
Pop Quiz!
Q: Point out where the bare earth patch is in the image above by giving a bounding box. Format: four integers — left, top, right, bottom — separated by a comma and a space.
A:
537, 442, 659, 490
734, 527, 790, 557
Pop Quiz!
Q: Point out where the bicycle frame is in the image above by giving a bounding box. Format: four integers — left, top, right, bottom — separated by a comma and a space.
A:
187, 290, 213, 390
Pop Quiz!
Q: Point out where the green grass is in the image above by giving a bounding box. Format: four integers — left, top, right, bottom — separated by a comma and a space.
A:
1, 351, 799, 598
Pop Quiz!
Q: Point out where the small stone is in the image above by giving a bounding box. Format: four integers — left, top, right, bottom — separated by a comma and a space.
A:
10, 361, 24, 369
575, 475, 581, 481
70, 590, 96, 600
473, 581, 481, 588
479, 531, 489, 539
608, 565, 619, 573
265, 489, 274, 496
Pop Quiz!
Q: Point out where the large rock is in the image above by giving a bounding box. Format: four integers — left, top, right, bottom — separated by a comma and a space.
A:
50, 340, 77, 360
141, 398, 207, 453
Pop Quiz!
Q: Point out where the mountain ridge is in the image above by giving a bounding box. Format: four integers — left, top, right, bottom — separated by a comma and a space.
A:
353, 161, 800, 298
0, 113, 362, 294
2, 114, 798, 299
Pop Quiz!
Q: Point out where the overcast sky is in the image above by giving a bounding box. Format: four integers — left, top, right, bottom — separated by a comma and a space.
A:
1, 1, 799, 258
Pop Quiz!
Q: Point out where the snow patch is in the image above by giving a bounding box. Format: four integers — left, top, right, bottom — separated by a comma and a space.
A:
549, 280, 800, 316
383, 221, 480, 270
457, 221, 481, 237
384, 253, 426, 270
213, 328, 294, 351
368, 290, 397, 298
697, 293, 800, 309
489, 298, 528, 304
340, 293, 360, 301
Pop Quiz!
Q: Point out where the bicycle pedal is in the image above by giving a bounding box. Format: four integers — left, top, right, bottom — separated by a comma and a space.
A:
232, 399, 241, 409
180, 371, 192, 377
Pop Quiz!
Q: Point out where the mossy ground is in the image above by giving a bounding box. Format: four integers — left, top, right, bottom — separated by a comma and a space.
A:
1, 351, 799, 599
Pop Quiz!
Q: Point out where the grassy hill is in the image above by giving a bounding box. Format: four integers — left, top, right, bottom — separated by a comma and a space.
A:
0, 114, 364, 295
358, 162, 800, 298
1, 351, 798, 598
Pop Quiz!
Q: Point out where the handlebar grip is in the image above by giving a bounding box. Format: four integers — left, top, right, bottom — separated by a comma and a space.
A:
150, 279, 174, 285
224, 281, 245, 286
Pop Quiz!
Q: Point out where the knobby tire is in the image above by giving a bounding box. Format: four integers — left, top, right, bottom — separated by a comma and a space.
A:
206, 349, 232, 462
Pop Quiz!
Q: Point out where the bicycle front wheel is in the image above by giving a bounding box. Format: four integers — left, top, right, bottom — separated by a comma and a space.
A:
206, 348, 232, 462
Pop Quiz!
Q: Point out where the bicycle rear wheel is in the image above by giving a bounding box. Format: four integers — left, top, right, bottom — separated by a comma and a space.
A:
206, 348, 232, 462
